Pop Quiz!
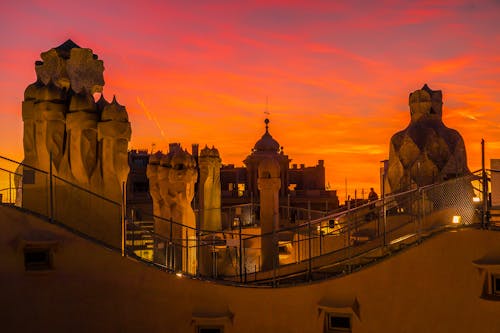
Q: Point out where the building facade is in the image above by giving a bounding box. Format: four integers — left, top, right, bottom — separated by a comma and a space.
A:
126, 120, 339, 223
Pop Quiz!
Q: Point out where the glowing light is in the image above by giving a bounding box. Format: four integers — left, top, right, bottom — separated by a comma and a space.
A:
473, 197, 481, 203
452, 215, 462, 224
176, 272, 183, 277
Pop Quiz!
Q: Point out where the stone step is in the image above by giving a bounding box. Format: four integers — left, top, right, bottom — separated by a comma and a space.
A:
490, 215, 500, 221
489, 209, 500, 226
487, 209, 500, 226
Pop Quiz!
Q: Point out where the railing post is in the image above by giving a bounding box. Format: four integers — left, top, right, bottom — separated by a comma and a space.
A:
212, 245, 217, 278
320, 228, 323, 255
272, 229, 277, 287
164, 240, 168, 270
308, 201, 312, 281
121, 181, 126, 257
420, 189, 424, 241
169, 219, 174, 270
239, 217, 243, 283
250, 192, 254, 225
8, 171, 12, 203
196, 229, 200, 277
185, 228, 188, 274
49, 153, 54, 224
196, 204, 201, 277
287, 194, 290, 221
481, 139, 488, 228
131, 209, 135, 251
347, 199, 351, 273
382, 193, 387, 248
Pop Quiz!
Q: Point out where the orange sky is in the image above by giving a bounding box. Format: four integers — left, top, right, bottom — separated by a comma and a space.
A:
0, 0, 499, 201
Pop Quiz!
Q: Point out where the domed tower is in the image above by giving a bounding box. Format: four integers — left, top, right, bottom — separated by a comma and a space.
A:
243, 119, 290, 199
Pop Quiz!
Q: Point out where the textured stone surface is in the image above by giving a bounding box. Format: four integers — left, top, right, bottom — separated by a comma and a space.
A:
21, 40, 131, 248
258, 157, 281, 271
198, 145, 222, 231
23, 40, 130, 189
387, 85, 469, 193
146, 145, 198, 273
35, 39, 104, 93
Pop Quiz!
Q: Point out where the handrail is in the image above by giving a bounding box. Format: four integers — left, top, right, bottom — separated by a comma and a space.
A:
0, 166, 23, 177
1, 152, 490, 287
53, 174, 120, 206
0, 155, 48, 174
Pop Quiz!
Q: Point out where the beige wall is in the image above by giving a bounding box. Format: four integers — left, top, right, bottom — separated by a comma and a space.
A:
1, 205, 499, 333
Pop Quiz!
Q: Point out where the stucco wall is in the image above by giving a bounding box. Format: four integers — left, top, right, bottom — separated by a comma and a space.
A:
1, 205, 499, 333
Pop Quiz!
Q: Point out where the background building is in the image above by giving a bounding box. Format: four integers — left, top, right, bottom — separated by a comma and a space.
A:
127, 120, 339, 225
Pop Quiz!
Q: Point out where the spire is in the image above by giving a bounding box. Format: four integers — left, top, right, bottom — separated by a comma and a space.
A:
253, 117, 279, 153
264, 96, 270, 133
96, 94, 109, 111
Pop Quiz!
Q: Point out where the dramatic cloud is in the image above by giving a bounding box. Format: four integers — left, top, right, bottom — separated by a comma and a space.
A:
0, 0, 499, 201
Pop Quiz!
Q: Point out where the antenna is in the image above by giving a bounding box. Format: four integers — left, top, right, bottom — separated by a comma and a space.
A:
264, 96, 270, 116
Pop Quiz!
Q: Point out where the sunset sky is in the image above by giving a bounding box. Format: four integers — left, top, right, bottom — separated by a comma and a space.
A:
1, 0, 499, 201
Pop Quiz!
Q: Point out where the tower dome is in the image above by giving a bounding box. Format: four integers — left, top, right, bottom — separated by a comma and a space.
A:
254, 119, 280, 153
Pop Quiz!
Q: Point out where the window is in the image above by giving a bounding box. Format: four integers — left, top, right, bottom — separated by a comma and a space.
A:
24, 248, 52, 271
197, 326, 223, 333
278, 245, 288, 254
493, 275, 500, 296
237, 183, 245, 197
192, 312, 232, 332
133, 181, 149, 193
23, 169, 35, 184
325, 313, 351, 333
473, 260, 500, 301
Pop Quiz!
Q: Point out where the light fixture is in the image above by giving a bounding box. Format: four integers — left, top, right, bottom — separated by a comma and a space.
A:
473, 197, 481, 203
176, 272, 183, 277
452, 215, 461, 224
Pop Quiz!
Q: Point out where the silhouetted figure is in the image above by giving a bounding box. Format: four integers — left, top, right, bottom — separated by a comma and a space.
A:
367, 188, 379, 220
368, 188, 378, 202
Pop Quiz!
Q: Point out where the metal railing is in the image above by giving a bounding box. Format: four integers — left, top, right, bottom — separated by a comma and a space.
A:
0, 155, 123, 250
127, 171, 485, 287
0, 154, 490, 287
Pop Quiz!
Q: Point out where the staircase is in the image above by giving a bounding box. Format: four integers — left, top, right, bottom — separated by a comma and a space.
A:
489, 208, 500, 227
127, 220, 154, 260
